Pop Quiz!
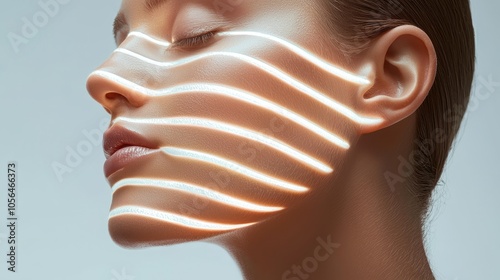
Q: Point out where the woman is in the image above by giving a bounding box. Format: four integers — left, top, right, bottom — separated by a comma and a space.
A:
86, 0, 475, 279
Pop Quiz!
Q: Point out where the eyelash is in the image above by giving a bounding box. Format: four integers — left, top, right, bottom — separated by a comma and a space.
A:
171, 31, 216, 49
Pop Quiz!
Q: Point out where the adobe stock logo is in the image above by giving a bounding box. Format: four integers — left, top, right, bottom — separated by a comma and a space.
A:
7, 0, 71, 53
282, 235, 340, 280
52, 118, 109, 183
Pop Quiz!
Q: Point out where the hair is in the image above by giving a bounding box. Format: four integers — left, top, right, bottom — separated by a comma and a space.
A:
318, 0, 476, 215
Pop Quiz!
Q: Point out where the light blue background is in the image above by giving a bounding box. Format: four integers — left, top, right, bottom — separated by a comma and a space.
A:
0, 1, 498, 279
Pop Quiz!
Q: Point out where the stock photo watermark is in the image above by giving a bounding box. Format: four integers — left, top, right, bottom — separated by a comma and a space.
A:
52, 118, 108, 183
111, 267, 135, 280
7, 0, 71, 53
385, 74, 499, 192
5, 162, 18, 272
282, 235, 340, 280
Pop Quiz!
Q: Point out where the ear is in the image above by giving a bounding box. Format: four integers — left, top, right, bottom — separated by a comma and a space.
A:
355, 25, 437, 134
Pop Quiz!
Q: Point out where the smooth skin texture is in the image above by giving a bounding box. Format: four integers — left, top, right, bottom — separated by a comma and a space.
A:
86, 0, 437, 279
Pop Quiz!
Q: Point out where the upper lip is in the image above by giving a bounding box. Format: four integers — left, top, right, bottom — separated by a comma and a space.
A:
103, 125, 157, 159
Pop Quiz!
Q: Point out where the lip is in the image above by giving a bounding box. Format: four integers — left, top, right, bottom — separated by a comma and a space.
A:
103, 125, 158, 177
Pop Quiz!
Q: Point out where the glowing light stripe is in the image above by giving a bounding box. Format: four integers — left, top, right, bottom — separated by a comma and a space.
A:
89, 70, 152, 95
112, 48, 382, 125
112, 178, 283, 212
115, 116, 333, 173
127, 31, 368, 85
91, 74, 349, 149
218, 31, 370, 85
161, 147, 309, 193
109, 206, 253, 230
128, 31, 171, 47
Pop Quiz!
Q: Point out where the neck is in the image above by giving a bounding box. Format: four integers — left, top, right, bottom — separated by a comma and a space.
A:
213, 121, 435, 280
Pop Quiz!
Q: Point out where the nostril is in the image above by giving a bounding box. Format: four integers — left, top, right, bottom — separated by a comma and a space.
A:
103, 92, 131, 111
105, 92, 128, 103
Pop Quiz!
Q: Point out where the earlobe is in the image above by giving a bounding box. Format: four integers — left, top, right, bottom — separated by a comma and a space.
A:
355, 25, 437, 134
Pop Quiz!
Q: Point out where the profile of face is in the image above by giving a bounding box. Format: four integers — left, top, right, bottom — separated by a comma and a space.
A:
85, 0, 427, 249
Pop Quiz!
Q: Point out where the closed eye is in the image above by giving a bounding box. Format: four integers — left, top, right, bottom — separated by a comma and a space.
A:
171, 31, 216, 49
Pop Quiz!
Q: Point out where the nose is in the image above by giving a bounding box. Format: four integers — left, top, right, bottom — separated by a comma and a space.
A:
86, 65, 151, 115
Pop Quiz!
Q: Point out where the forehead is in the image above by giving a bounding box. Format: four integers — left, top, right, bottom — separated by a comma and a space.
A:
117, 0, 320, 19
116, 0, 323, 32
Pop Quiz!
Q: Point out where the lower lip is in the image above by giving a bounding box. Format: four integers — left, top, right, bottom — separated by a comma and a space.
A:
104, 146, 156, 177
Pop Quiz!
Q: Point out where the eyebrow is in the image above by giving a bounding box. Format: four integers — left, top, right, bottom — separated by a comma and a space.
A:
113, 13, 126, 42
113, 0, 170, 41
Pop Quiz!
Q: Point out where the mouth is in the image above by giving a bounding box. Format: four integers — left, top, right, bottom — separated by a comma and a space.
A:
103, 124, 158, 178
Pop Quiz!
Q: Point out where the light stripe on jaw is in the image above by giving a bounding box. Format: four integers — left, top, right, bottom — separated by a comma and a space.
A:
112, 48, 382, 125
91, 73, 349, 149
114, 116, 333, 173
161, 147, 309, 193
109, 206, 254, 231
112, 178, 283, 212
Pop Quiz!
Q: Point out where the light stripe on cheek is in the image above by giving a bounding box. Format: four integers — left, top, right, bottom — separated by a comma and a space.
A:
90, 30, 379, 232
111, 45, 381, 125
162, 147, 309, 193
91, 72, 350, 149
114, 116, 333, 173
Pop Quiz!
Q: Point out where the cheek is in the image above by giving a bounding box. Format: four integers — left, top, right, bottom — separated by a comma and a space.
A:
99, 30, 369, 247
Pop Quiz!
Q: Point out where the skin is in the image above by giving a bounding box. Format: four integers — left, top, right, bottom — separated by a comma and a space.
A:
86, 0, 438, 279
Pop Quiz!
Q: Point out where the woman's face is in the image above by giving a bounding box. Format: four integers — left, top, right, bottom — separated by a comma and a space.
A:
87, 0, 379, 247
